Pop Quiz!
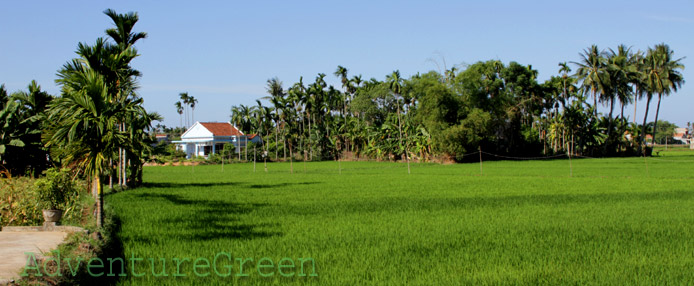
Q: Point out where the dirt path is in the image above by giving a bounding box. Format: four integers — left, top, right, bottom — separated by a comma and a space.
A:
0, 231, 68, 284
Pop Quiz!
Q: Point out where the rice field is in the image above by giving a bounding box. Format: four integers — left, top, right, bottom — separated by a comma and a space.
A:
105, 150, 694, 285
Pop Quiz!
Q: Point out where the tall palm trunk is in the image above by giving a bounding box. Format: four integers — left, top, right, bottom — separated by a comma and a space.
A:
592, 89, 598, 117
604, 97, 616, 153
289, 142, 293, 174
396, 102, 410, 174
652, 93, 664, 147
94, 176, 103, 227
633, 86, 639, 124
640, 94, 653, 155
275, 124, 279, 160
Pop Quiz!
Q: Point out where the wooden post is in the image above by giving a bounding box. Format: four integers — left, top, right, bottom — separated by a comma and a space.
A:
479, 146, 483, 175
568, 147, 572, 178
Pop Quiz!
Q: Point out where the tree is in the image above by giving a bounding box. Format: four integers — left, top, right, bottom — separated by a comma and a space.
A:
175, 101, 184, 128
48, 69, 125, 227
189, 96, 198, 124
574, 45, 610, 117
179, 92, 190, 127
386, 70, 410, 173
262, 77, 285, 160
103, 9, 147, 48
644, 44, 685, 150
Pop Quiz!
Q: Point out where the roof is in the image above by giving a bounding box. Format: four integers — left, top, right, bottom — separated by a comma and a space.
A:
673, 133, 685, 138
155, 134, 168, 138
199, 122, 243, 137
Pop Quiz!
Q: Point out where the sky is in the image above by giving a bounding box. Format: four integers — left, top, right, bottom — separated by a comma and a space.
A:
1, 0, 693, 129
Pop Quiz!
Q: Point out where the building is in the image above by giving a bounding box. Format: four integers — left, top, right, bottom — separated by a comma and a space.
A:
155, 134, 170, 144
172, 122, 262, 159
672, 127, 690, 144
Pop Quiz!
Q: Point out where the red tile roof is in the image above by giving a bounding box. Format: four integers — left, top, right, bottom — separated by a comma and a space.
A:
674, 133, 685, 138
200, 122, 243, 136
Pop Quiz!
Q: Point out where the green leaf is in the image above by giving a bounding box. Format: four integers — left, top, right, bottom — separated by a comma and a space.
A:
9, 139, 25, 147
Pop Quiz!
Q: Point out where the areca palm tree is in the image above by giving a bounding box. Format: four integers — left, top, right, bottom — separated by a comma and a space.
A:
48, 69, 125, 227
644, 44, 685, 151
189, 96, 198, 124
175, 101, 184, 128
179, 92, 190, 127
102, 9, 147, 188
261, 77, 285, 160
574, 45, 610, 117
104, 9, 147, 48
386, 70, 410, 174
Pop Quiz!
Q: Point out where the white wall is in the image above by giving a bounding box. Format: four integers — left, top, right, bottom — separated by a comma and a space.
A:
181, 122, 213, 140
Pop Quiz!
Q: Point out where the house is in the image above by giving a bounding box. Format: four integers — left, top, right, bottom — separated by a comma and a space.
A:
672, 127, 689, 144
172, 122, 262, 159
155, 134, 170, 144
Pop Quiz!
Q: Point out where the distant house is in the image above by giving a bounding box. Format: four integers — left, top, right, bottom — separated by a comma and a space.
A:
172, 122, 262, 159
155, 134, 170, 144
673, 127, 689, 144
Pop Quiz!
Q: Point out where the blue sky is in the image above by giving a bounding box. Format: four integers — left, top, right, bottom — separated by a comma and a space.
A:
1, 0, 693, 128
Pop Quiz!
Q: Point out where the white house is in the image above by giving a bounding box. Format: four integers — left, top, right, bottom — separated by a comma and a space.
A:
172, 122, 262, 159
672, 127, 689, 144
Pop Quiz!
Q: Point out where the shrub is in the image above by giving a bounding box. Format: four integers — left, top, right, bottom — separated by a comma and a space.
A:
1, 169, 91, 227
35, 168, 78, 210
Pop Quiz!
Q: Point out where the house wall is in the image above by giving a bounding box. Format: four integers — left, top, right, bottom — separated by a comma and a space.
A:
180, 122, 213, 140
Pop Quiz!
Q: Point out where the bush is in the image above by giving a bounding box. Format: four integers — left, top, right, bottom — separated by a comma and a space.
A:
1, 171, 92, 227
0, 176, 42, 226
35, 167, 78, 210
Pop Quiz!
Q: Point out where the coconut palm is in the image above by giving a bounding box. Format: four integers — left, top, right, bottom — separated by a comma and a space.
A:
607, 45, 636, 121
644, 44, 685, 152
574, 45, 610, 117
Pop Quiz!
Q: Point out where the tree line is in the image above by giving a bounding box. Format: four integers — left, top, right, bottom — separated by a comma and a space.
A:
228, 44, 684, 164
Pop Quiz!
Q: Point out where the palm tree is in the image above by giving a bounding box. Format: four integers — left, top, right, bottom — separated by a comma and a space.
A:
102, 9, 147, 188
189, 96, 198, 124
386, 70, 410, 174
48, 69, 124, 227
607, 45, 636, 121
262, 77, 285, 160
175, 101, 184, 128
179, 92, 190, 127
644, 44, 685, 151
574, 45, 610, 117
103, 9, 147, 48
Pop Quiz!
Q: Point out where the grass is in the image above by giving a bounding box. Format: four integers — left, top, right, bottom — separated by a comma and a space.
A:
105, 150, 694, 285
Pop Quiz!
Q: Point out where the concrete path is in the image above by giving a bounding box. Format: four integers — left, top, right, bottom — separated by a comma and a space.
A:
0, 231, 68, 284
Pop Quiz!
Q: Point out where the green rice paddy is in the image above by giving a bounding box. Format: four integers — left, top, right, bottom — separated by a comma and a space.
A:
105, 150, 694, 285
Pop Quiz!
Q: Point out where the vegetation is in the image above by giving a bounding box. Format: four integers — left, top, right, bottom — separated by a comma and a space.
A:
1, 172, 93, 227
0, 9, 158, 227
34, 167, 78, 210
106, 151, 694, 285
224, 44, 684, 164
